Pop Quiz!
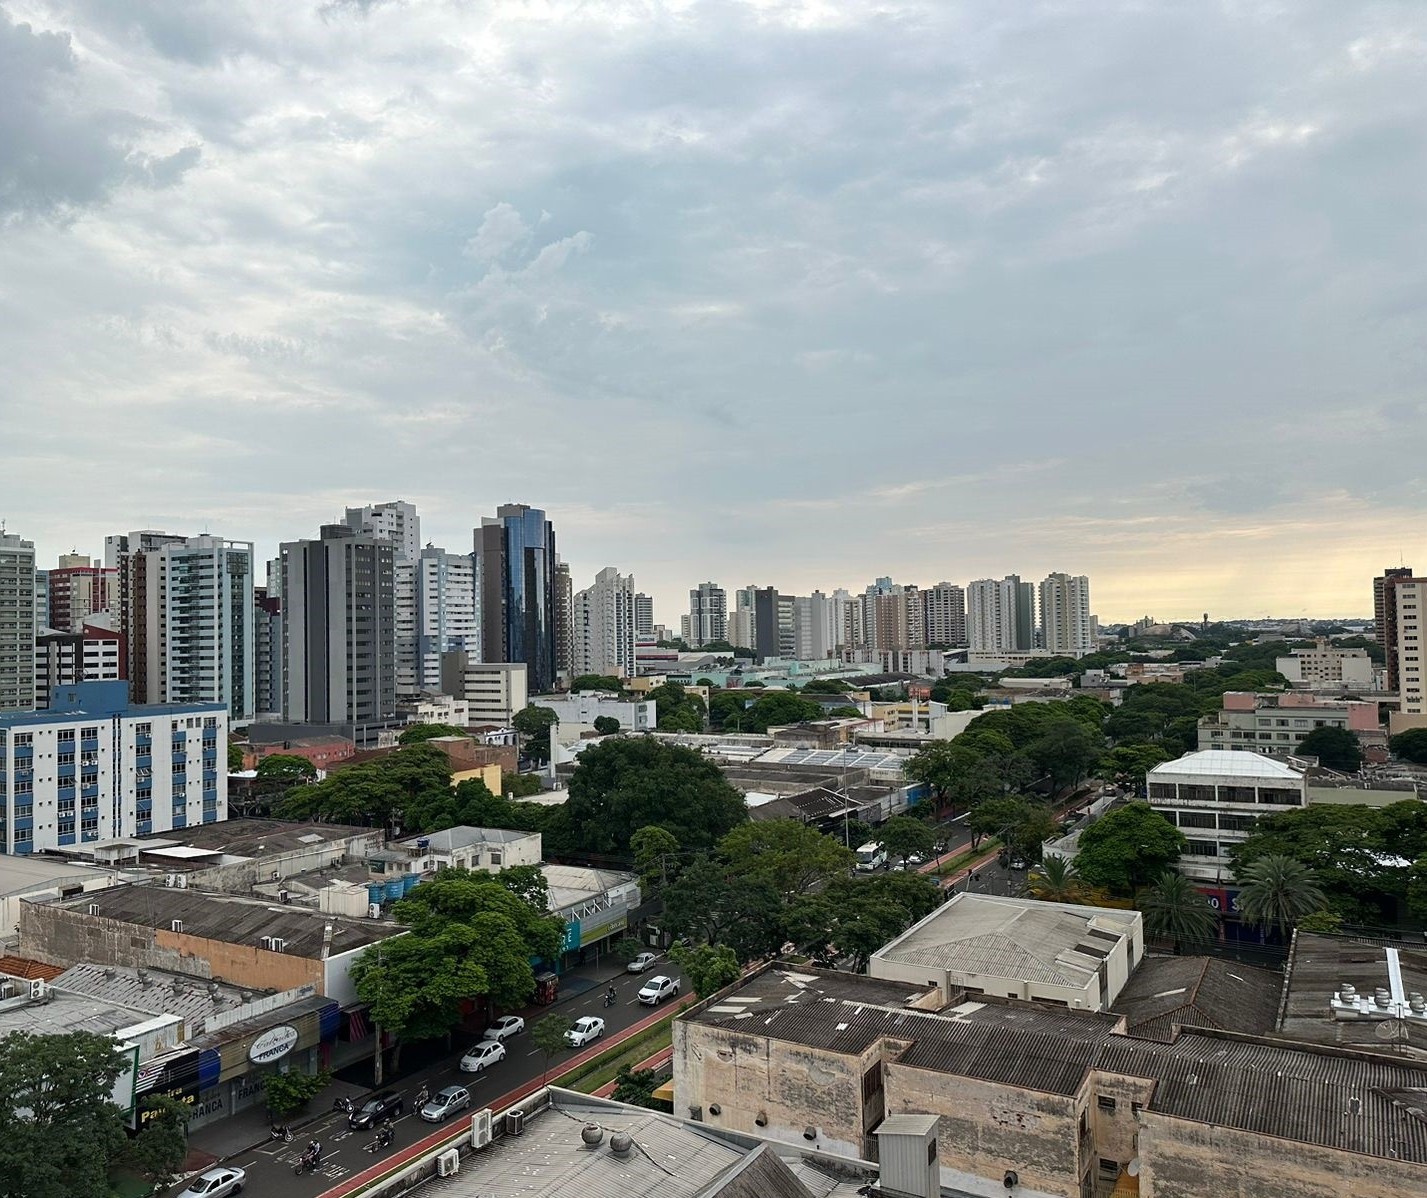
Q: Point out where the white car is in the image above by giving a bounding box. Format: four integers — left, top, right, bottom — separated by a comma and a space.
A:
627, 951, 658, 973
177, 1167, 246, 1198
420, 1085, 472, 1122
483, 1015, 526, 1042
459, 1039, 507, 1073
566, 1015, 605, 1047
637, 975, 680, 1005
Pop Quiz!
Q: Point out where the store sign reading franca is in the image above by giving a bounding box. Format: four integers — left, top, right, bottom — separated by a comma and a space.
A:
248, 1025, 299, 1065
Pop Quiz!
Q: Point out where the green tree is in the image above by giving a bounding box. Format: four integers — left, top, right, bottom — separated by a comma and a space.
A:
801, 679, 851, 694
256, 753, 318, 779
0, 1031, 129, 1198
1235, 855, 1327, 938
630, 825, 682, 893
1411, 855, 1427, 923
227, 740, 244, 771
660, 860, 786, 962
786, 872, 940, 970
494, 863, 551, 911
1027, 856, 1089, 904
1099, 743, 1173, 792
1391, 727, 1427, 764
263, 1069, 329, 1117
967, 796, 1032, 848
1074, 803, 1186, 895
1027, 719, 1106, 792
124, 1093, 191, 1182
276, 743, 452, 829
503, 772, 545, 798
570, 674, 624, 693
1295, 726, 1363, 773
532, 1014, 573, 1080
718, 820, 855, 900
1137, 873, 1219, 951
611, 1065, 668, 1110
878, 815, 936, 869
592, 715, 621, 735
709, 690, 823, 733
649, 682, 707, 733
1297, 909, 1345, 934
904, 740, 980, 799
513, 705, 559, 764
398, 723, 468, 745
670, 942, 740, 996
566, 738, 747, 854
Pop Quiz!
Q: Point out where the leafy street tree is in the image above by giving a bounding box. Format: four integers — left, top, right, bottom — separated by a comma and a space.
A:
227, 740, 245, 770
879, 815, 936, 868
661, 860, 786, 961
967, 796, 1033, 848
786, 872, 941, 970
276, 742, 452, 829
717, 820, 855, 901
1235, 855, 1327, 938
1137, 872, 1219, 951
125, 1094, 191, 1182
1295, 725, 1364, 773
1026, 856, 1088, 904
570, 674, 624, 693
398, 723, 469, 745
0, 1031, 129, 1198
532, 1014, 574, 1081
649, 682, 707, 733
1390, 727, 1427, 764
1412, 856, 1427, 924
513, 705, 559, 764
503, 771, 545, 798
1099, 743, 1173, 792
709, 690, 823, 733
351, 870, 565, 1067
264, 1069, 329, 1117
1027, 719, 1105, 792
566, 737, 747, 854
670, 942, 741, 996
904, 740, 981, 800
593, 715, 622, 735
1297, 908, 1345, 934
1074, 803, 1186, 895
631, 825, 682, 893
256, 753, 318, 779
611, 1065, 668, 1110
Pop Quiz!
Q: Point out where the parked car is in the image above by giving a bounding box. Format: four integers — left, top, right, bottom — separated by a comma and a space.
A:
1007, 854, 1030, 871
566, 1016, 605, 1047
420, 1085, 472, 1123
459, 1039, 507, 1073
637, 975, 680, 1005
349, 1090, 404, 1129
176, 1167, 246, 1198
627, 951, 658, 973
483, 1015, 526, 1042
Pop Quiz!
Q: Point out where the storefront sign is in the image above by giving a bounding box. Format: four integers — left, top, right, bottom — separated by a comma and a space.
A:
248, 1025, 299, 1064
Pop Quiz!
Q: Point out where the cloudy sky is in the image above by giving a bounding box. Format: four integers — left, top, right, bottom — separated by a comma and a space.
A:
3, 0, 1425, 623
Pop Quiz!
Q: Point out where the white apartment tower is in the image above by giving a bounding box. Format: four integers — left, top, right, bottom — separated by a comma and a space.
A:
634, 593, 655, 638
343, 501, 421, 566
0, 533, 37, 711
793, 591, 837, 661
1039, 572, 1094, 658
412, 547, 480, 694
967, 577, 1020, 654
572, 567, 637, 680
1397, 580, 1427, 717
923, 583, 968, 648
685, 582, 727, 646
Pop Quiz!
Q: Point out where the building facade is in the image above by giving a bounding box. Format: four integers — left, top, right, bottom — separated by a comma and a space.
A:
410, 547, 479, 695
475, 504, 558, 694
342, 500, 420, 566
253, 588, 282, 720
1374, 565, 1415, 692
531, 691, 655, 731
34, 622, 124, 709
280, 525, 396, 727
572, 567, 636, 680
46, 560, 117, 634
0, 534, 37, 712
1276, 638, 1375, 690
921, 582, 967, 648
1197, 691, 1378, 753
1395, 578, 1427, 718
1039, 572, 1093, 657
685, 582, 727, 647
440, 654, 528, 725
0, 681, 226, 853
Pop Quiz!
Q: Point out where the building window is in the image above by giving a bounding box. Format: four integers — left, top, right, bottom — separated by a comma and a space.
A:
1147, 783, 1176, 800
1131, 1102, 1143, 1115
1179, 811, 1215, 829
1097, 1095, 1116, 1113
1186, 839, 1218, 856
57, 729, 75, 744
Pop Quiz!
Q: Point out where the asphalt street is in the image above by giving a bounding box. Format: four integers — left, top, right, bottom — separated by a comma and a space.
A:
181, 958, 687, 1198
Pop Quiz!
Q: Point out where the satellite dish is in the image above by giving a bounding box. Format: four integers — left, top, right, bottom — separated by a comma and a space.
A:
1127, 1159, 1141, 1177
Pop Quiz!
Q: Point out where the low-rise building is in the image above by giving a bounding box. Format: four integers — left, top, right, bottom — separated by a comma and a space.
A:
674, 962, 1427, 1198
390, 825, 542, 875
531, 691, 656, 731
544, 864, 641, 959
869, 892, 1143, 1011
1197, 690, 1380, 755
1109, 955, 1282, 1042
1277, 638, 1377, 690
439, 654, 528, 726
0, 680, 227, 854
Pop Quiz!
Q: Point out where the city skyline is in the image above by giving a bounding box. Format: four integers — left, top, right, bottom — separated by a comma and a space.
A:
4, 3, 1424, 625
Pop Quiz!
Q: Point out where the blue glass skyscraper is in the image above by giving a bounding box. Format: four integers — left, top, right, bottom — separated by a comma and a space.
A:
475, 504, 557, 694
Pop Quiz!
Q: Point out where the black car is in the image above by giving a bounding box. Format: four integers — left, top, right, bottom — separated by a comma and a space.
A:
348, 1090, 403, 1129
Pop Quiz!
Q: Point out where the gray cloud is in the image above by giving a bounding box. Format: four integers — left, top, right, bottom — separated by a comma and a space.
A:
3, 1, 1427, 619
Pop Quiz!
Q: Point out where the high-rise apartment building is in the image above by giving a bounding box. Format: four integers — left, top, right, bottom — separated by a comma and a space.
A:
572, 567, 636, 680
34, 620, 124, 709
0, 533, 37, 712
343, 501, 420, 566
1395, 579, 1427, 718
280, 525, 396, 726
1039, 572, 1094, 657
411, 547, 479, 694
792, 591, 837, 660
633, 593, 654, 638
440, 654, 528, 725
1375, 566, 1416, 692
552, 559, 573, 682
967, 575, 1037, 654
923, 583, 967, 648
113, 535, 255, 722
46, 558, 117, 633
0, 680, 227, 852
474, 504, 558, 694
253, 587, 283, 720
685, 582, 727, 646
752, 587, 781, 662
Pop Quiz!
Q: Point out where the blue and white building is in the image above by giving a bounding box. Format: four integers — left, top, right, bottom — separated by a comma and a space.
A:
0, 681, 227, 854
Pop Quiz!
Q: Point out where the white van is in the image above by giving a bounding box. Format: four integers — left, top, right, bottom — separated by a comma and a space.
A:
855, 841, 887, 872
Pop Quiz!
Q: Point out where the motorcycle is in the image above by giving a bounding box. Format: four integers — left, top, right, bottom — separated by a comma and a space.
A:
333, 1095, 354, 1113
603, 988, 617, 1008
270, 1123, 293, 1143
293, 1150, 322, 1176
365, 1125, 396, 1153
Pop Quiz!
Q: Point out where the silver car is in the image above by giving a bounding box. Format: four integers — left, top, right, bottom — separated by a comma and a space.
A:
176, 1167, 246, 1198
421, 1085, 472, 1123
627, 952, 658, 973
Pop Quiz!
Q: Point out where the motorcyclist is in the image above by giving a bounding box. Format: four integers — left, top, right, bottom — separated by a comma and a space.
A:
379, 1121, 395, 1147
415, 1084, 429, 1108
308, 1140, 322, 1165
604, 984, 617, 1006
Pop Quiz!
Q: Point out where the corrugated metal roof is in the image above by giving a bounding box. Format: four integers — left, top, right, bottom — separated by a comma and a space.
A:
1149, 750, 1303, 780
1111, 957, 1282, 1043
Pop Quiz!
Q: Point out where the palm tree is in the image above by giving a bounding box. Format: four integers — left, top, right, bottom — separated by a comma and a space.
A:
1137, 872, 1218, 951
1236, 855, 1326, 939
1027, 856, 1087, 904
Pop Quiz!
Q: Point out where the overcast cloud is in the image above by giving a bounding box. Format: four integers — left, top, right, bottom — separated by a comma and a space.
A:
2, 0, 1425, 621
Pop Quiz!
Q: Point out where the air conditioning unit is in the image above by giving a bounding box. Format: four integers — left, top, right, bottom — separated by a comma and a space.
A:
87, 903, 100, 916
270, 937, 286, 953
505, 1109, 525, 1137
171, 919, 184, 933
367, 903, 382, 919
471, 1108, 493, 1149
436, 1149, 460, 1177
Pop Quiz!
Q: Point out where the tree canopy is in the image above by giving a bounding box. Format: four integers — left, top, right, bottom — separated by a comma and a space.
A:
592, 715, 622, 736
878, 815, 936, 868
649, 682, 706, 733
709, 689, 823, 733
1074, 803, 1186, 894
565, 737, 747, 854
1390, 727, 1427, 764
1295, 725, 1363, 773
398, 723, 469, 745
570, 674, 624, 693
717, 820, 854, 900
670, 942, 741, 996
276, 742, 452, 830
256, 752, 318, 779
512, 705, 559, 764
